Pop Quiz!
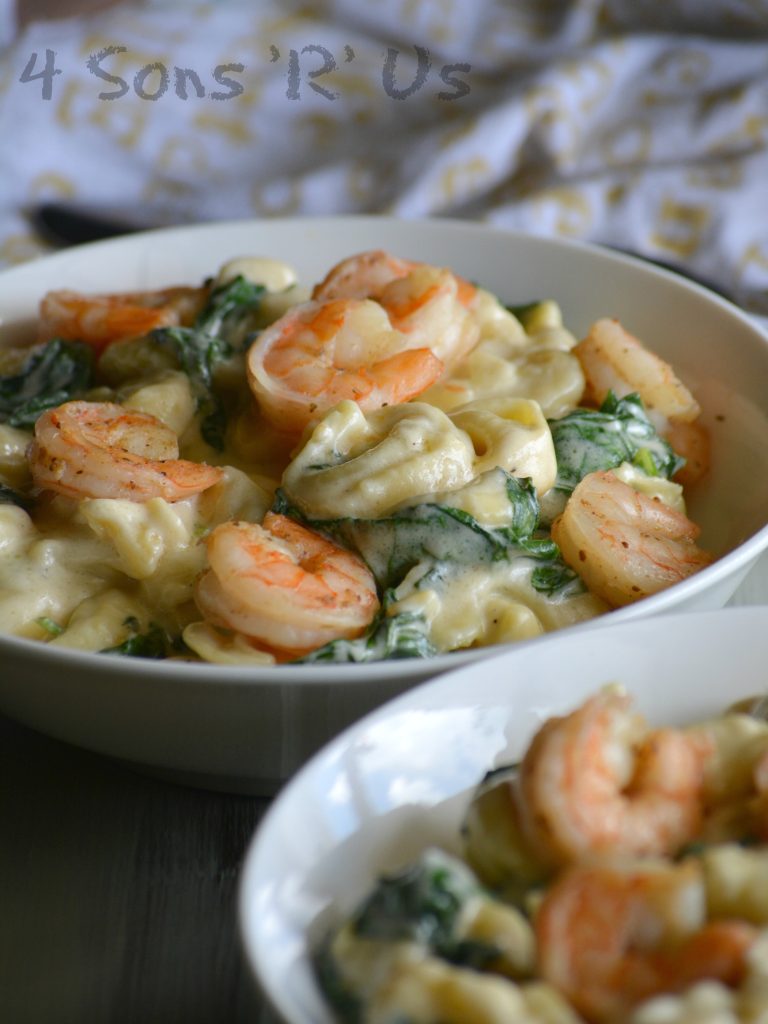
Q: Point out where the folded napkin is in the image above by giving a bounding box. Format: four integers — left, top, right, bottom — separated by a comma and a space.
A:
0, 0, 767, 323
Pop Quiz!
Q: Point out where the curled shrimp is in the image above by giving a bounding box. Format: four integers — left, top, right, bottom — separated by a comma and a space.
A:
311, 250, 417, 301
575, 318, 709, 484
246, 297, 443, 433
194, 512, 379, 654
536, 860, 756, 1023
576, 318, 700, 425
313, 250, 480, 368
551, 470, 713, 608
29, 400, 223, 502
518, 687, 712, 866
665, 416, 711, 488
39, 285, 205, 355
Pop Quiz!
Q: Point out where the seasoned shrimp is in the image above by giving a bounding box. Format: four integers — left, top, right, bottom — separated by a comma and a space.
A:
246, 297, 443, 433
536, 860, 756, 1023
39, 285, 205, 355
313, 249, 476, 307
518, 687, 712, 866
664, 416, 711, 488
576, 318, 700, 424
576, 318, 709, 484
551, 470, 712, 607
194, 512, 379, 654
29, 401, 223, 502
311, 249, 417, 301
313, 250, 480, 368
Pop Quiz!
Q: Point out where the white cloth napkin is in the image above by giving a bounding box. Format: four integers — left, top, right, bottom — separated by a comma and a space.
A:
0, 0, 767, 323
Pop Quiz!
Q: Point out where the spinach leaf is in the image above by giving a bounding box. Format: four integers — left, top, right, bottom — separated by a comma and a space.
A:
505, 300, 543, 324
549, 391, 684, 492
315, 853, 491, 1022
152, 325, 231, 449
313, 939, 364, 1024
100, 621, 168, 659
35, 616, 64, 637
296, 603, 436, 663
352, 850, 478, 952
530, 555, 582, 596
276, 472, 578, 597
0, 339, 94, 427
196, 275, 266, 342
152, 276, 265, 450
447, 937, 505, 970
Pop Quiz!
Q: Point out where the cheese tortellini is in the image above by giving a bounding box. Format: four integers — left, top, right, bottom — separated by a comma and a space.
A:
282, 401, 477, 520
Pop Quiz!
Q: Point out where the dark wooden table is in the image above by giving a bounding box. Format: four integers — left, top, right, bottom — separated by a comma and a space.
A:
0, 713, 277, 1024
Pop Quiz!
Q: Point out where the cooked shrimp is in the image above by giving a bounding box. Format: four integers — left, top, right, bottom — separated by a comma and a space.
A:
39, 285, 205, 355
246, 297, 443, 433
29, 400, 223, 502
313, 249, 476, 307
551, 470, 713, 608
576, 318, 700, 424
518, 687, 711, 866
313, 250, 480, 367
665, 416, 711, 487
536, 860, 756, 1023
311, 249, 417, 301
194, 512, 379, 654
576, 318, 710, 483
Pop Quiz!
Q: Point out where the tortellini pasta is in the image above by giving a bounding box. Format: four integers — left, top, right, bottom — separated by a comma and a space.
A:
48, 589, 150, 652
121, 370, 196, 437
182, 620, 276, 666
389, 558, 607, 652
282, 395, 558, 522
422, 345, 585, 418
449, 397, 556, 495
281, 400, 477, 519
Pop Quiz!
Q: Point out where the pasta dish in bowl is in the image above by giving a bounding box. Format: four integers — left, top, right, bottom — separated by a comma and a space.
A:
0, 216, 766, 788
239, 606, 768, 1023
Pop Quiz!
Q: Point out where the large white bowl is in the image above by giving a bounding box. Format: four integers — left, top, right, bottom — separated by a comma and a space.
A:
238, 605, 768, 1023
1, 216, 767, 792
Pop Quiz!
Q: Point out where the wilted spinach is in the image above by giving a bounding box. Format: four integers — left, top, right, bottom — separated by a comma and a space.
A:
100, 620, 169, 659
296, 602, 436, 663
549, 391, 684, 492
153, 275, 265, 449
275, 472, 579, 598
0, 338, 94, 427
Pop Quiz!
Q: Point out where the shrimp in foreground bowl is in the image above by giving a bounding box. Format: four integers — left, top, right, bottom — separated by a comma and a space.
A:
246, 297, 444, 433
312, 249, 480, 368
518, 687, 712, 867
575, 318, 709, 484
551, 470, 713, 607
38, 286, 205, 355
194, 512, 379, 655
311, 249, 417, 302
29, 401, 223, 502
536, 859, 756, 1023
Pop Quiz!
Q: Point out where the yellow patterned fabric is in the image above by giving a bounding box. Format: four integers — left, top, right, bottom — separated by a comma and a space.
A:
1, 0, 767, 318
